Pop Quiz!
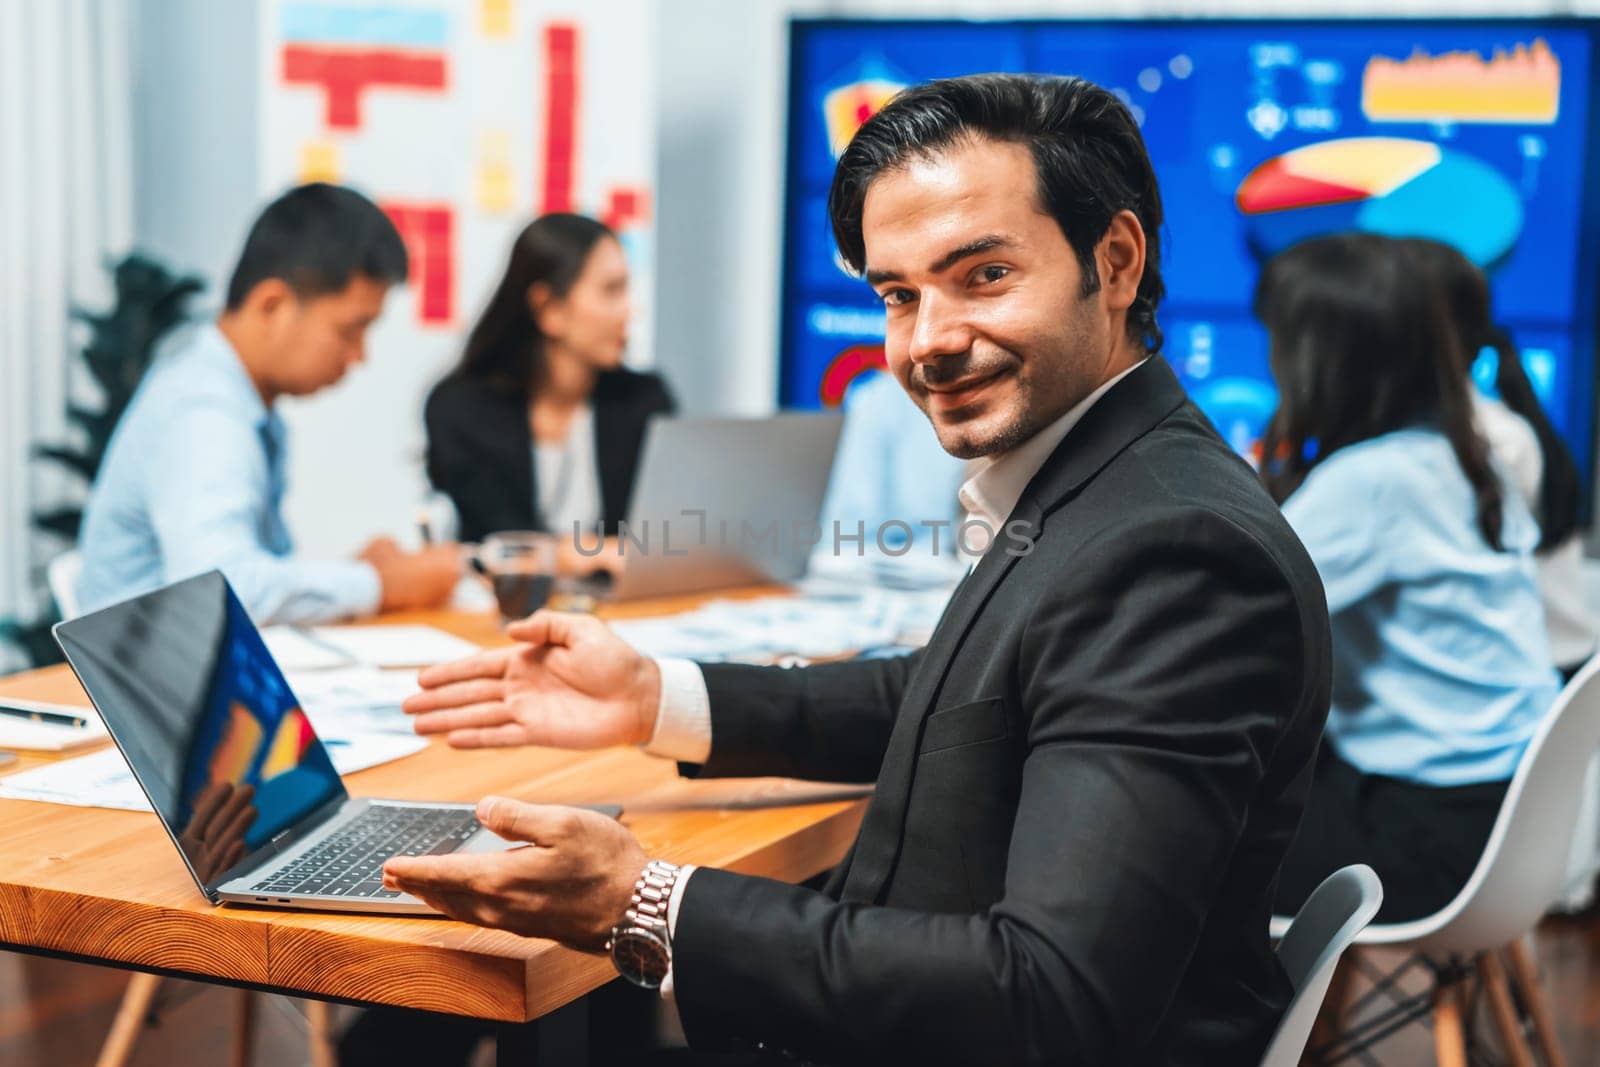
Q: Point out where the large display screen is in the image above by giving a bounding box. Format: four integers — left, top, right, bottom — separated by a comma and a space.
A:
782, 19, 1600, 498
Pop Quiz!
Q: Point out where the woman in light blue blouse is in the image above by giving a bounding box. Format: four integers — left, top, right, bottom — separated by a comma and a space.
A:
1259, 233, 1561, 923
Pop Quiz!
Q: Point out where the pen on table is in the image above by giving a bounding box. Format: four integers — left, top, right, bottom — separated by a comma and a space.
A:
0, 702, 91, 729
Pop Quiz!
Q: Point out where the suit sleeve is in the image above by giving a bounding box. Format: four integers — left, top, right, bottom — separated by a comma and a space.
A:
687, 651, 922, 783
670, 509, 1317, 1065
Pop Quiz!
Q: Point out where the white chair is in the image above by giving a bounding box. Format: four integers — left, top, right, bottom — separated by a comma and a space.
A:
1260, 865, 1383, 1067
46, 549, 83, 620
1272, 656, 1600, 1065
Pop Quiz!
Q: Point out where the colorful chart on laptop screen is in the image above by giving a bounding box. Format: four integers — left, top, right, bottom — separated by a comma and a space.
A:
182, 591, 342, 850
1235, 137, 1523, 266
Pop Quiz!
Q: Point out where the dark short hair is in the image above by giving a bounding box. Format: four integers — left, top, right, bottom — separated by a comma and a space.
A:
225, 183, 409, 309
827, 73, 1166, 354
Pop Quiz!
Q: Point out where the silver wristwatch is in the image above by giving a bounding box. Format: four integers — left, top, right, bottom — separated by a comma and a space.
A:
607, 859, 681, 988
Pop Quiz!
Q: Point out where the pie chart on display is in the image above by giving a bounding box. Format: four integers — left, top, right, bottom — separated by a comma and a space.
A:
1235, 137, 1523, 266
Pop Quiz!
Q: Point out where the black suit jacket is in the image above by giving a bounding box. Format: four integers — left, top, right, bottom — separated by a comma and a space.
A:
423, 368, 675, 542
670, 358, 1332, 1066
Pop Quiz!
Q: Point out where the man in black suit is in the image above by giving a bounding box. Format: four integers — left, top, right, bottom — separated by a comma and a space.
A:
385, 74, 1331, 1065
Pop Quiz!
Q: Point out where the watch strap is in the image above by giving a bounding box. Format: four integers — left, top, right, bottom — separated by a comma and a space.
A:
624, 859, 681, 942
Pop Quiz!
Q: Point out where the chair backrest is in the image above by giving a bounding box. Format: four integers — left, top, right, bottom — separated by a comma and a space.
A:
1416, 655, 1600, 954
1260, 864, 1383, 1067
47, 549, 83, 620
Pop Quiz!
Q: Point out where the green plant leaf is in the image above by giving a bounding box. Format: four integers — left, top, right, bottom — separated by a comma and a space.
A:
32, 508, 84, 541
11, 251, 207, 657
31, 444, 96, 482
0, 614, 66, 668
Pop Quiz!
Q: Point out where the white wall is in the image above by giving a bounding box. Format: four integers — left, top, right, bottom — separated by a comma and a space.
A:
652, 0, 789, 415
131, 0, 260, 297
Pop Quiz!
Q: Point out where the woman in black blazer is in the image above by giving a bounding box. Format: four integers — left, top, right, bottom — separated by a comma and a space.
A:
425, 214, 675, 545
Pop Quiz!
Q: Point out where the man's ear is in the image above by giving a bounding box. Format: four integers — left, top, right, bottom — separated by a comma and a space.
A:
244, 277, 296, 321
1095, 210, 1147, 314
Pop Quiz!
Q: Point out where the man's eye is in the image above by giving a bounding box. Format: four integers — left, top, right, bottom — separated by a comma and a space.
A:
976, 265, 1010, 285
880, 288, 914, 307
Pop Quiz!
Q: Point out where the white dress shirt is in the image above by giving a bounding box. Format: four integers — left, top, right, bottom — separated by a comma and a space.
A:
640, 359, 1146, 997
533, 403, 603, 537
956, 359, 1147, 540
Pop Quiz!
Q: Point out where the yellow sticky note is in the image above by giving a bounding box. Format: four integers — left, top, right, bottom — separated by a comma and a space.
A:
299, 140, 340, 184
476, 130, 513, 213
481, 0, 512, 38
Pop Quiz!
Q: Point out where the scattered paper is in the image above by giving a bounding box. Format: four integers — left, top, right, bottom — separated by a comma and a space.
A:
261, 626, 352, 671
305, 625, 481, 669
286, 667, 420, 710
607, 565, 961, 664
286, 667, 423, 737
0, 746, 139, 808
0, 699, 108, 753
0, 734, 430, 813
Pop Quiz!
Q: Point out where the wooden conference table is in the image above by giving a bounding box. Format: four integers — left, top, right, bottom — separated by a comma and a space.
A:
0, 588, 870, 1060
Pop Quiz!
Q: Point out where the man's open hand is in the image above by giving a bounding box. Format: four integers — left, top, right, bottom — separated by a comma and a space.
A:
401, 611, 661, 750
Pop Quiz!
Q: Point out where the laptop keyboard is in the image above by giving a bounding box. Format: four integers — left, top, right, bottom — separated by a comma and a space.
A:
249, 805, 482, 900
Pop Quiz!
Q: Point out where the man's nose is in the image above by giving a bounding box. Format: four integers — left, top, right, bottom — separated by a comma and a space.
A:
907, 290, 974, 367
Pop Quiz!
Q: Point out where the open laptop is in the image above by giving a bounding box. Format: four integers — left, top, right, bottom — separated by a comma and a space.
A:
53, 570, 610, 915
603, 412, 844, 601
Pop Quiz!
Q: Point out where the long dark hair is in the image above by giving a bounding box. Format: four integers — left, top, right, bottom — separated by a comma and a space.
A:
1255, 232, 1506, 550
1399, 238, 1579, 550
450, 213, 616, 396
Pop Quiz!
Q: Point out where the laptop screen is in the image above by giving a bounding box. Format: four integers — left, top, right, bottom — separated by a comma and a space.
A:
54, 571, 346, 892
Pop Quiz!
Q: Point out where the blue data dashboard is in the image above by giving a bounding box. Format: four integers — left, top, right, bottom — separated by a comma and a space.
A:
781, 18, 1600, 495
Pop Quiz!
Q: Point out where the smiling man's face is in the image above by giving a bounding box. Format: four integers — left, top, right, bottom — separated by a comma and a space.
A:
862, 135, 1142, 459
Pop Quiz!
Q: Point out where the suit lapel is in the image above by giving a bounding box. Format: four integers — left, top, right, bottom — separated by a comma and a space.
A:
500, 389, 540, 530
592, 374, 629, 524
838, 357, 1190, 904
840, 505, 1035, 901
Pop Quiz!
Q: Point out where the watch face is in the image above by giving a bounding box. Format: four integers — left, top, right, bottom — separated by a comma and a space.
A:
610, 925, 670, 988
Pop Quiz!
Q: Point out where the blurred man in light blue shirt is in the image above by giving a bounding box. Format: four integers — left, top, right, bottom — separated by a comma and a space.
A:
819, 370, 967, 557
76, 184, 462, 624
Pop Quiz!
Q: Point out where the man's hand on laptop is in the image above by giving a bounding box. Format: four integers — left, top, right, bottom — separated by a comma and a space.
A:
381, 794, 647, 949
402, 610, 661, 750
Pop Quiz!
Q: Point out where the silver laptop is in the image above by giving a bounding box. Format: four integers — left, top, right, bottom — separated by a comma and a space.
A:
53, 570, 615, 915
604, 412, 844, 601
